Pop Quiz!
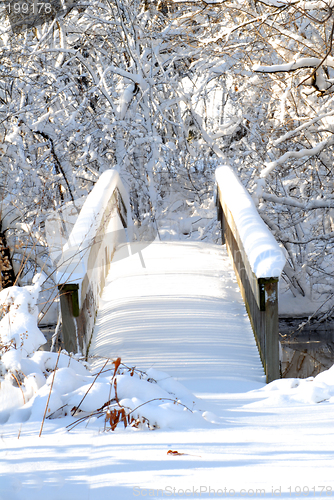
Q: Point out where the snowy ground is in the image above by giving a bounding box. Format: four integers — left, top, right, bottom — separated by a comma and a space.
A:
1, 243, 334, 499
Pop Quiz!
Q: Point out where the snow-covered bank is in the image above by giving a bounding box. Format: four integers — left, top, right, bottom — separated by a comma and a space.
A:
1, 384, 334, 499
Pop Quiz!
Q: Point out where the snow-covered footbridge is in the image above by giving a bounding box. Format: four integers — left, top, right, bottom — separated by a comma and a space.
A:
57, 168, 286, 387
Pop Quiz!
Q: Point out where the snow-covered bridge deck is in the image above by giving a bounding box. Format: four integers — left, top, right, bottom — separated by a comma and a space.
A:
89, 241, 265, 394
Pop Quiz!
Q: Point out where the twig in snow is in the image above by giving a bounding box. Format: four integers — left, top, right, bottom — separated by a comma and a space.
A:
39, 347, 61, 437
71, 359, 109, 416
50, 309, 61, 352
66, 397, 194, 432
11, 373, 26, 405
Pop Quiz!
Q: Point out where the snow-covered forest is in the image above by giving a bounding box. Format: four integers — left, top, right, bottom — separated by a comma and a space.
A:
0, 0, 334, 322
2, 5, 334, 494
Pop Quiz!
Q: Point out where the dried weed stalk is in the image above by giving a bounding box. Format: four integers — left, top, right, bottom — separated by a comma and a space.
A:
62, 357, 193, 433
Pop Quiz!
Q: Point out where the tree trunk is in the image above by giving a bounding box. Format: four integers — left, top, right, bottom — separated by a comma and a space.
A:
0, 222, 16, 289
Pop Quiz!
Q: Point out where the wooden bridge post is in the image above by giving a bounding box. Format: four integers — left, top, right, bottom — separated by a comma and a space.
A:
263, 279, 280, 382
58, 284, 79, 354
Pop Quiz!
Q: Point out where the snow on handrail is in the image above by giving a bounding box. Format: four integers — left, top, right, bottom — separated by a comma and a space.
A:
215, 165, 286, 279
57, 170, 129, 286
56, 170, 130, 354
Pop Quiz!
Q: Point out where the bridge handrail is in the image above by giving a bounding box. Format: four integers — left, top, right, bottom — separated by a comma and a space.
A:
215, 165, 286, 382
56, 170, 130, 354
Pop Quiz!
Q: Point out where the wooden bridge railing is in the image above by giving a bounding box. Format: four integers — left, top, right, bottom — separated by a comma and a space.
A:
215, 166, 286, 382
56, 170, 129, 355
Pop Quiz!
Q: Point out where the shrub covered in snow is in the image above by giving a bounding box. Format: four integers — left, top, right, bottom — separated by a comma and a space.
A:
0, 274, 46, 373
